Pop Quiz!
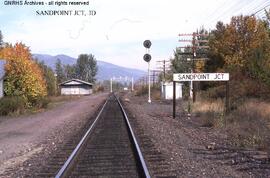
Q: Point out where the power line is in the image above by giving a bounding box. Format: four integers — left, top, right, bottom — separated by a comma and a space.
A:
204, 0, 269, 28
252, 3, 270, 15
236, 0, 265, 15
206, 0, 251, 26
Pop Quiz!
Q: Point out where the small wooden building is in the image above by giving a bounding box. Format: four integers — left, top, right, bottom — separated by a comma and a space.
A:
59, 79, 93, 95
0, 60, 5, 98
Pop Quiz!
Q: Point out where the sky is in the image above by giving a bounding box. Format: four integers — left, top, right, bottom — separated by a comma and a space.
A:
0, 0, 269, 71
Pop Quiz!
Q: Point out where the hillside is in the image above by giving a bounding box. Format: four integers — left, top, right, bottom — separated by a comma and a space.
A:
32, 54, 146, 81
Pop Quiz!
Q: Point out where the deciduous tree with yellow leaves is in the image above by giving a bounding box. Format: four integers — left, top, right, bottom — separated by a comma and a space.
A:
0, 43, 47, 106
209, 15, 270, 78
206, 15, 270, 97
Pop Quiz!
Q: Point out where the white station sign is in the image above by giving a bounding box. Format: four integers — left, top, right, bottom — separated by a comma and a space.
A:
173, 73, 229, 81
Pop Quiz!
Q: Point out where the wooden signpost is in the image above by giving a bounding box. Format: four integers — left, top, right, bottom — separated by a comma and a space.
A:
172, 73, 230, 119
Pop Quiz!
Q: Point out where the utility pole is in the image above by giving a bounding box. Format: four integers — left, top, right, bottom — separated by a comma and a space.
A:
152, 70, 155, 85
131, 77, 134, 91
54, 73, 58, 95
156, 60, 170, 99
150, 69, 161, 86
192, 32, 196, 103
163, 60, 165, 79
110, 78, 113, 93
156, 60, 170, 81
178, 32, 209, 102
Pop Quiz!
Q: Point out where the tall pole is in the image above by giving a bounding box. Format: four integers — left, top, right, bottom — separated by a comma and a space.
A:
152, 71, 155, 86
163, 60, 166, 80
131, 77, 134, 91
54, 73, 58, 95
110, 78, 112, 93
178, 32, 209, 102
148, 62, 151, 103
192, 32, 196, 103
173, 81, 176, 119
225, 81, 230, 114
190, 80, 193, 99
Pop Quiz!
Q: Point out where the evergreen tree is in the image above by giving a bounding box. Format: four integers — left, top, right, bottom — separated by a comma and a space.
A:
171, 47, 192, 74
55, 58, 66, 84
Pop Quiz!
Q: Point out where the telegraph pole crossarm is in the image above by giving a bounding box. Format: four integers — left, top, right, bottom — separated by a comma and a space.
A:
178, 32, 210, 103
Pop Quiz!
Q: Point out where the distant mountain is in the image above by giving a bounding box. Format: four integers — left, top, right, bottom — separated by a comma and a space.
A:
32, 54, 146, 81
33, 54, 76, 67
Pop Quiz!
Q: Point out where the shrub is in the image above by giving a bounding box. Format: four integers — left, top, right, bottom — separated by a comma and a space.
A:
135, 85, 148, 96
200, 85, 225, 99
152, 89, 161, 100
32, 97, 50, 109
0, 96, 26, 115
93, 85, 104, 93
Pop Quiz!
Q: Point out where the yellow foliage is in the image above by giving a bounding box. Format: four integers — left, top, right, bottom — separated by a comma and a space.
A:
210, 15, 269, 71
194, 60, 205, 73
0, 43, 47, 104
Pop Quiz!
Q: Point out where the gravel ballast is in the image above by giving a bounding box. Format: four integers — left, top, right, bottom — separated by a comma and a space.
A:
123, 93, 270, 177
0, 93, 108, 177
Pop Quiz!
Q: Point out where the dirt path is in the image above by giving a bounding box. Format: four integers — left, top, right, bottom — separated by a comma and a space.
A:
0, 93, 108, 177
123, 93, 270, 178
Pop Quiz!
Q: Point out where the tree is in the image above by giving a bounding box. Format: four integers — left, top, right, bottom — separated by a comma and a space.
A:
64, 64, 77, 79
205, 21, 226, 73
0, 43, 47, 104
171, 47, 192, 74
55, 58, 66, 84
76, 54, 98, 83
37, 60, 57, 96
209, 15, 269, 73
207, 15, 270, 97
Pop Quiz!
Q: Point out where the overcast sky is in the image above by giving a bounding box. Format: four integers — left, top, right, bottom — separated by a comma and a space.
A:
0, 0, 268, 70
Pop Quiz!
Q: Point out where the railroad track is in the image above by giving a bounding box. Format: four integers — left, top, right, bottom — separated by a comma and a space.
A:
53, 94, 150, 178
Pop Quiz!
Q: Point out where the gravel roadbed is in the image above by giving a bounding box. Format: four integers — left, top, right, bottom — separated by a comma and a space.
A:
122, 93, 270, 178
0, 93, 108, 178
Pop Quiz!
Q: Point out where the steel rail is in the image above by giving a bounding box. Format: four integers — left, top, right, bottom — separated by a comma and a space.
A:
55, 97, 109, 178
115, 95, 151, 178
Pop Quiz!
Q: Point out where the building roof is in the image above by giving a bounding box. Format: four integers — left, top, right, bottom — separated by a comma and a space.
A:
0, 60, 5, 80
59, 79, 93, 86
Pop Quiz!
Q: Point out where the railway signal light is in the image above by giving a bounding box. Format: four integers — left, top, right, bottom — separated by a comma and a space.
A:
143, 40, 151, 49
143, 54, 151, 62
143, 40, 152, 103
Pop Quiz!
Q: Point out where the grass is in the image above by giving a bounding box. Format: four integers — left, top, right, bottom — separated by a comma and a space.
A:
191, 98, 225, 127
46, 95, 81, 109
190, 95, 270, 152
0, 96, 26, 116
135, 85, 161, 100
226, 100, 270, 150
0, 95, 82, 117
48, 95, 81, 103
